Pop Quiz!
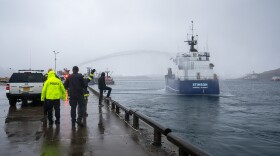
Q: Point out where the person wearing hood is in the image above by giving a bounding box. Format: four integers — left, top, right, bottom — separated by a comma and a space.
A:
41, 70, 66, 125
41, 68, 57, 123
98, 72, 112, 106
64, 66, 87, 127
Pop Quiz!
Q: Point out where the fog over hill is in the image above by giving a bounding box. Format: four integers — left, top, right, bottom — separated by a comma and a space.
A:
237, 68, 280, 80
258, 68, 280, 80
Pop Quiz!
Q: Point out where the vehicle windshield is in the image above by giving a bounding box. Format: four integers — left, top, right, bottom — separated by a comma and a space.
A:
9, 73, 44, 83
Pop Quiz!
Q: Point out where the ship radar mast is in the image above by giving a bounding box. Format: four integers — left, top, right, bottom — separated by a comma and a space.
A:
105, 68, 110, 77
184, 21, 198, 52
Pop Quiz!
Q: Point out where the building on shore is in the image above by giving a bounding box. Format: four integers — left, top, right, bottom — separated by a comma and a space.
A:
0, 77, 9, 83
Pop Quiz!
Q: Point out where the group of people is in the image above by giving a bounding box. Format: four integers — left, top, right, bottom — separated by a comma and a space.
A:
41, 66, 112, 127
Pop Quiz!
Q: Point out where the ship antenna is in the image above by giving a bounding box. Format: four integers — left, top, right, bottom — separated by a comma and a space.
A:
206, 33, 209, 52
191, 21, 194, 37
184, 21, 198, 52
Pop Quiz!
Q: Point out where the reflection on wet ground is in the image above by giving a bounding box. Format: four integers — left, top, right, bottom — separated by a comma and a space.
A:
98, 107, 105, 134
0, 86, 175, 156
41, 125, 61, 155
2, 103, 44, 155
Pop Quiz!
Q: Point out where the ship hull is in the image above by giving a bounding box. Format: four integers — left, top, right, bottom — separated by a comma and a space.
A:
165, 77, 220, 95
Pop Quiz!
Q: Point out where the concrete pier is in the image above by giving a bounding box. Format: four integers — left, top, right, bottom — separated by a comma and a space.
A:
0, 85, 177, 156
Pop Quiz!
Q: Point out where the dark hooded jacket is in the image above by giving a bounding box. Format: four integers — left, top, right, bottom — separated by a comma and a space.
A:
98, 75, 106, 90
64, 72, 86, 99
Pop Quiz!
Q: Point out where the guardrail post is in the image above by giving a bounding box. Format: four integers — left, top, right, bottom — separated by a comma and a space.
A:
111, 102, 115, 110
105, 99, 109, 105
133, 114, 139, 129
125, 112, 130, 121
167, 132, 211, 156
116, 106, 120, 113
179, 148, 188, 156
153, 129, 162, 146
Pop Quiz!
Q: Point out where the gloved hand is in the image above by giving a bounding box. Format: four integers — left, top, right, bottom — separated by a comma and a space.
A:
91, 69, 96, 74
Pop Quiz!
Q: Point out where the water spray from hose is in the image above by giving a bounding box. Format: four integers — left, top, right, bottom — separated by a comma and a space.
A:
77, 50, 173, 66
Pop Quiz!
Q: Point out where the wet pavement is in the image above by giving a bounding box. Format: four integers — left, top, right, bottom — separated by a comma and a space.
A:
0, 85, 176, 156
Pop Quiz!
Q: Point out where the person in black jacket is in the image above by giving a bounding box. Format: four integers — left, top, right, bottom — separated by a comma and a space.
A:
98, 72, 112, 106
64, 66, 86, 127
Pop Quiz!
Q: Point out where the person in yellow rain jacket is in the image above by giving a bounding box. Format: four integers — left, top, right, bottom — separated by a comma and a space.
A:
82, 69, 95, 117
41, 70, 66, 125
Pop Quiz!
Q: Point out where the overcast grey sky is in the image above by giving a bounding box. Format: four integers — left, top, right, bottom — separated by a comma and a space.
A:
1, 0, 280, 78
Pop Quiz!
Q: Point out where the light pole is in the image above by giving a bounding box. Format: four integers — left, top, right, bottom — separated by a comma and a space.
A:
53, 51, 59, 72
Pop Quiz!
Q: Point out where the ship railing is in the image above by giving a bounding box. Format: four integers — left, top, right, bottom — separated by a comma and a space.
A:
183, 66, 214, 70
187, 58, 210, 61
177, 76, 214, 80
179, 52, 210, 57
198, 52, 210, 57
88, 87, 211, 156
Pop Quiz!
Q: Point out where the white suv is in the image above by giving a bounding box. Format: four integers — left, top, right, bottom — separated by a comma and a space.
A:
6, 70, 44, 105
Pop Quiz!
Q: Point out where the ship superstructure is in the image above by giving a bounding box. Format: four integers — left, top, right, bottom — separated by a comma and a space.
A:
165, 21, 220, 94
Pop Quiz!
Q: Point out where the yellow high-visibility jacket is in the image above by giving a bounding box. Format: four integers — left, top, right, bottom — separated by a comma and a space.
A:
84, 73, 94, 97
41, 70, 66, 101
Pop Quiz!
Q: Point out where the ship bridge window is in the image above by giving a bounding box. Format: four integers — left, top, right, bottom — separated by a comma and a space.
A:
197, 72, 200, 80
204, 52, 210, 57
209, 63, 214, 69
191, 62, 194, 69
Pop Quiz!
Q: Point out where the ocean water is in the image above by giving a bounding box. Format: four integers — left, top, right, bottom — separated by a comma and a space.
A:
105, 79, 280, 156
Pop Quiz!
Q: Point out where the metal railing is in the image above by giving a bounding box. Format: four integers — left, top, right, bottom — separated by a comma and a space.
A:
88, 87, 211, 156
176, 76, 215, 80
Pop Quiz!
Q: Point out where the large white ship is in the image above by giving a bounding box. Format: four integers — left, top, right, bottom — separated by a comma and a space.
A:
165, 21, 220, 94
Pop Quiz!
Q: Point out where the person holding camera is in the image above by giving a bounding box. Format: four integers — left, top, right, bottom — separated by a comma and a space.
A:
82, 69, 95, 117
